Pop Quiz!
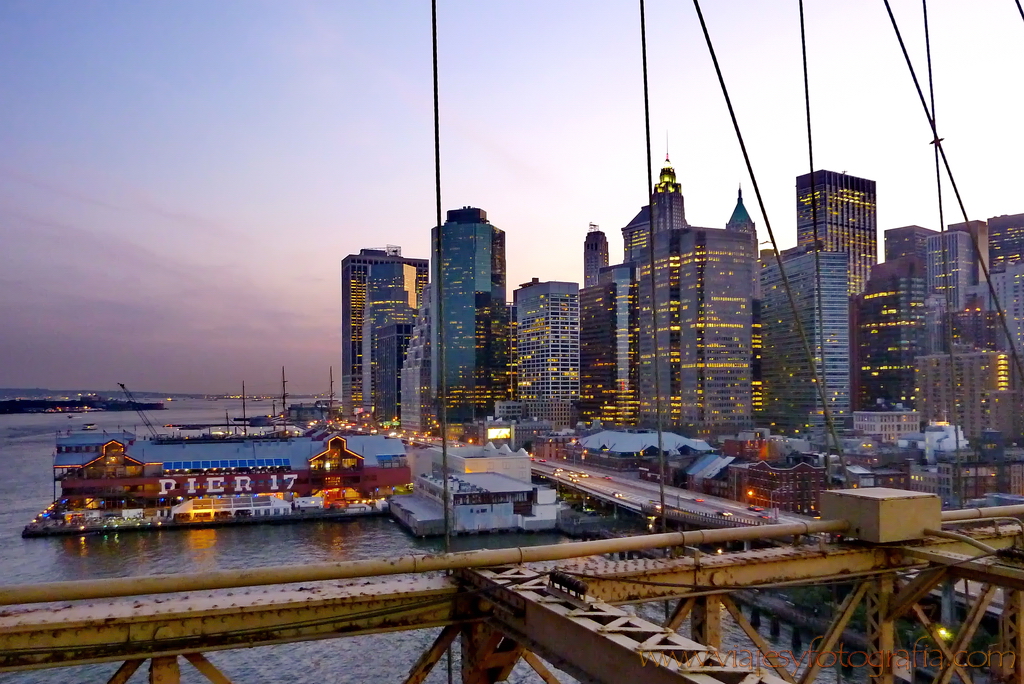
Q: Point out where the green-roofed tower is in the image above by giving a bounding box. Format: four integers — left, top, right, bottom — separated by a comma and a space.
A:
726, 186, 755, 235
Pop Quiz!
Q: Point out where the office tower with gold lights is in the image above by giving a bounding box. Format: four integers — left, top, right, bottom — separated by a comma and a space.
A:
341, 247, 427, 417
797, 170, 877, 296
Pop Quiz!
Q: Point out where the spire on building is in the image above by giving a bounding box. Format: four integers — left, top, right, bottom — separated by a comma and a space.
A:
656, 154, 679, 193
726, 184, 755, 234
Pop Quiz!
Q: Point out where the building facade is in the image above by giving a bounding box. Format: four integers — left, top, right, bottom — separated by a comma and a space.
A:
579, 263, 638, 426
637, 224, 756, 438
926, 229, 976, 311
760, 247, 850, 433
989, 213, 1024, 267
431, 207, 511, 423
915, 351, 1015, 438
853, 410, 920, 443
583, 224, 609, 289
514, 279, 580, 427
341, 248, 427, 416
853, 256, 927, 410
400, 289, 432, 432
884, 225, 936, 262
796, 170, 877, 296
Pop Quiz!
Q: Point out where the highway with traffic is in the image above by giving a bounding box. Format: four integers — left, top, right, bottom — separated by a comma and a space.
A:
530, 459, 813, 526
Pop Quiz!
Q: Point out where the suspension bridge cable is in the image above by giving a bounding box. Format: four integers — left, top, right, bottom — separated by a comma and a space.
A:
690, 0, 851, 486
639, 0, 667, 533
1016, 0, 1024, 24
430, 0, 451, 555
798, 0, 837, 485
922, 0, 964, 504
883, 0, 1024, 435
430, 3, 453, 680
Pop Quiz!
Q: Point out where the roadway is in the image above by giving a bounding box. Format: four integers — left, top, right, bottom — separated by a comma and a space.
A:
530, 460, 812, 526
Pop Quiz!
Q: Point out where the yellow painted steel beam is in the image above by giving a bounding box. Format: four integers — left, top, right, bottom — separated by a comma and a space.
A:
0, 577, 464, 673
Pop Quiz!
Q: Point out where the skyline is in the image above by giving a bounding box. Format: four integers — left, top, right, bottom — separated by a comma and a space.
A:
1, 1, 1022, 393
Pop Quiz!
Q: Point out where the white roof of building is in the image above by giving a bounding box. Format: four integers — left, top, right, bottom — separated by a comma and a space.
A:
457, 472, 537, 493
579, 430, 712, 455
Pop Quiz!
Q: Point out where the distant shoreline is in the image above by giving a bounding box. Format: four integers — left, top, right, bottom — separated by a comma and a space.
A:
0, 398, 166, 415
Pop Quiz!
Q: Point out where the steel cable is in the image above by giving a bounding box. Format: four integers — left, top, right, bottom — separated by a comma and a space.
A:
638, 0, 667, 533
883, 0, 1024, 448
690, 0, 850, 483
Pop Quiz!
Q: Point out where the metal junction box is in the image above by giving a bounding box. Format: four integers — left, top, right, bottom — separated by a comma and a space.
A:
820, 488, 941, 543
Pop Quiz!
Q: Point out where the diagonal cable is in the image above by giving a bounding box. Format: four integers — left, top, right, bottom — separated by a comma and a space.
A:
798, 0, 841, 486
883, 0, 1024, 445
639, 0, 667, 532
690, 0, 851, 486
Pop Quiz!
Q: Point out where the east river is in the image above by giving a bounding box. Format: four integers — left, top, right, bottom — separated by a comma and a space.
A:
0, 399, 853, 683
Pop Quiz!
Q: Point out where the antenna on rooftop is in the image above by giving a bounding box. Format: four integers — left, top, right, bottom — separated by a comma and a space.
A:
588, 222, 600, 232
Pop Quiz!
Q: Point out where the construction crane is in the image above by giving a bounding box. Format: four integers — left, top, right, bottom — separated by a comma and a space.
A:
118, 383, 161, 439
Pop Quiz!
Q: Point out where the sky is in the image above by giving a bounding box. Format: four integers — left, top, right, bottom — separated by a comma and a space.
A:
0, 1, 1021, 395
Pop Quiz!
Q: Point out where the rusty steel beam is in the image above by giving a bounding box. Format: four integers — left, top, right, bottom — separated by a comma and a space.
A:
0, 577, 466, 672
721, 596, 795, 684
182, 653, 234, 684
403, 625, 460, 684
522, 651, 562, 684
932, 584, 994, 684
911, 604, 974, 684
0, 520, 849, 607
797, 582, 868, 684
106, 659, 143, 684
149, 657, 179, 684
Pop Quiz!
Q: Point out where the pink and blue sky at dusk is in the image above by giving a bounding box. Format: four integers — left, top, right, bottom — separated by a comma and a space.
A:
0, 1, 1021, 394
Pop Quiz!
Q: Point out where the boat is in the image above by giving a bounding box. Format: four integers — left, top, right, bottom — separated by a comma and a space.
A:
82, 423, 97, 431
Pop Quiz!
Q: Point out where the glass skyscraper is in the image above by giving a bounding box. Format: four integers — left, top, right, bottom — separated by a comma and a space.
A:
760, 247, 850, 433
579, 263, 637, 426
430, 207, 511, 423
340, 248, 427, 416
583, 225, 609, 289
796, 170, 877, 296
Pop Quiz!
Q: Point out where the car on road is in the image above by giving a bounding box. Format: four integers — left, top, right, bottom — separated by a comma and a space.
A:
759, 514, 772, 520
717, 511, 733, 517
603, 476, 613, 480
748, 506, 764, 512
613, 492, 625, 499
694, 498, 705, 503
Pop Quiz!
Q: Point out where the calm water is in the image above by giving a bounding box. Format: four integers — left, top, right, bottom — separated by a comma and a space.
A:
0, 400, 850, 683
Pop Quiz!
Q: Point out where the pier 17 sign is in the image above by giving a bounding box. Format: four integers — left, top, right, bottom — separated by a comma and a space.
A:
158, 473, 299, 495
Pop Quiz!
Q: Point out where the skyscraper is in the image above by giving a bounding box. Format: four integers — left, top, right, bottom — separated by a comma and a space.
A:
796, 170, 877, 295
760, 247, 850, 433
514, 279, 580, 427
579, 263, 637, 426
638, 224, 756, 438
621, 155, 687, 264
884, 225, 936, 262
989, 213, 1024, 267
431, 207, 511, 423
853, 256, 927, 410
400, 288, 432, 432
725, 187, 755, 235
583, 224, 609, 289
341, 247, 427, 416
926, 230, 975, 310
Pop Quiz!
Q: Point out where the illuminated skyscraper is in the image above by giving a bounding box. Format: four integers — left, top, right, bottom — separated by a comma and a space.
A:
760, 247, 850, 433
926, 230, 975, 310
796, 170, 877, 295
579, 263, 637, 425
621, 155, 687, 264
583, 224, 609, 289
341, 247, 427, 416
989, 213, 1024, 267
430, 207, 510, 423
637, 225, 756, 438
853, 256, 927, 410
514, 279, 579, 427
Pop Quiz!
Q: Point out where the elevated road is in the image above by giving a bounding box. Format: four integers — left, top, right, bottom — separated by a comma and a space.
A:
531, 461, 812, 527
